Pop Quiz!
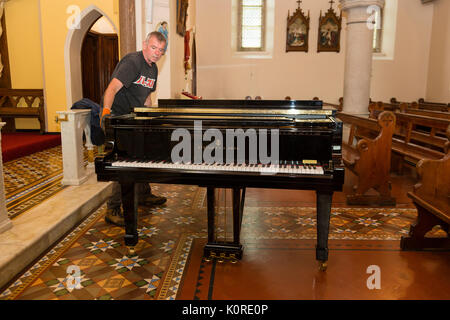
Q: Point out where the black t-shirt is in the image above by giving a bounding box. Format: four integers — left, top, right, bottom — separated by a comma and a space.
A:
110, 51, 158, 116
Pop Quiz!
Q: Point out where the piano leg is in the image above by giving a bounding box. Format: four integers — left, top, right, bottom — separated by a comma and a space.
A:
316, 191, 333, 271
121, 181, 138, 249
231, 187, 245, 261
232, 188, 241, 246
206, 187, 215, 245
204, 187, 243, 262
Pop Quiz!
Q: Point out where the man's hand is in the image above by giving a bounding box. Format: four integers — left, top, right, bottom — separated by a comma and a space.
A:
100, 107, 111, 129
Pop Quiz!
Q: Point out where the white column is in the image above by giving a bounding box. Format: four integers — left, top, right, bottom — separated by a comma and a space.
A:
0, 122, 13, 234
340, 0, 385, 115
57, 110, 94, 185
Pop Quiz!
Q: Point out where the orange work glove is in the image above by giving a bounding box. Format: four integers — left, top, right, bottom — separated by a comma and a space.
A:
100, 107, 111, 129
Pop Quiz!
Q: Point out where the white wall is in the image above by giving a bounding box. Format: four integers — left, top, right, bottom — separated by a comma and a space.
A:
194, 0, 437, 105
371, 0, 434, 103
426, 0, 450, 103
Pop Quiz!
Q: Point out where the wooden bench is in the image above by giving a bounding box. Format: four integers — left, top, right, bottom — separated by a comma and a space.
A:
390, 112, 450, 173
417, 98, 449, 112
337, 111, 396, 206
398, 103, 450, 120
369, 101, 450, 119
313, 97, 342, 111
0, 89, 45, 134
400, 128, 450, 250
391, 97, 449, 113
368, 101, 400, 117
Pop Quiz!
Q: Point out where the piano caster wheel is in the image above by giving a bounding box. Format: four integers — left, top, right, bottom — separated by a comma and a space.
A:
230, 254, 238, 264
217, 253, 226, 263
127, 246, 137, 256
204, 252, 216, 263
217, 257, 225, 264
318, 261, 328, 272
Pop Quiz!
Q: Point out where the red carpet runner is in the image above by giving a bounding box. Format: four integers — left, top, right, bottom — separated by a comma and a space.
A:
1, 132, 61, 162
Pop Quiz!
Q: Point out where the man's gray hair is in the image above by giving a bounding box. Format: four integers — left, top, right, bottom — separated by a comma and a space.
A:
145, 31, 167, 44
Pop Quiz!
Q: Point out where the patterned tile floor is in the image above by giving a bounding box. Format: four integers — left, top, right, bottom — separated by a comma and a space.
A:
4, 146, 65, 219
0, 180, 423, 300
4, 146, 444, 300
3, 145, 97, 219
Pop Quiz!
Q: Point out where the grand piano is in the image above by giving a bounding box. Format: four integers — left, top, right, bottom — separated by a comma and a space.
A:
95, 99, 345, 270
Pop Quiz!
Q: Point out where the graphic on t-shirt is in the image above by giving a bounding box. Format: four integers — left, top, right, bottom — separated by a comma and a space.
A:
133, 76, 156, 89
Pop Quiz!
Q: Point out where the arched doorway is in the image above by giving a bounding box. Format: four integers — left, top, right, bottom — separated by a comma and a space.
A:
64, 5, 118, 109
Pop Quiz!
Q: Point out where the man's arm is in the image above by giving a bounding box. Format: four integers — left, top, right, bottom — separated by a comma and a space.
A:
103, 78, 124, 111
101, 78, 124, 126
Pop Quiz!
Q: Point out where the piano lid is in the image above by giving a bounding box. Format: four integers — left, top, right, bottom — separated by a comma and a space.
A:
134, 107, 334, 117
156, 99, 323, 109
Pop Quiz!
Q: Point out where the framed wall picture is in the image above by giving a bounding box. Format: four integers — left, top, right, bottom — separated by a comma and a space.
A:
317, 1, 342, 53
286, 1, 310, 52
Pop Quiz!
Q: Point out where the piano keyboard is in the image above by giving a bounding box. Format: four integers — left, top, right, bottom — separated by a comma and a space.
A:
111, 160, 325, 175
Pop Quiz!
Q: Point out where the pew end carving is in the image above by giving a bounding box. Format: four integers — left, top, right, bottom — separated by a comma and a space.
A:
339, 111, 396, 206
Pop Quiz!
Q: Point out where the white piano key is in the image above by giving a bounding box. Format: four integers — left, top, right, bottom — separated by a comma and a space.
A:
110, 160, 326, 176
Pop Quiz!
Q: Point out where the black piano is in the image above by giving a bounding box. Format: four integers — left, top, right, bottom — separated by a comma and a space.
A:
95, 99, 344, 270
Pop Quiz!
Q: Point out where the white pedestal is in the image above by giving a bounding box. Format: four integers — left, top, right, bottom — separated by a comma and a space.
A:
57, 110, 95, 185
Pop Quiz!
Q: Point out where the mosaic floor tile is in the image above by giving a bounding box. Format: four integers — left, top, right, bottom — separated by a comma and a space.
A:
0, 180, 422, 300
3, 147, 439, 300
4, 146, 97, 219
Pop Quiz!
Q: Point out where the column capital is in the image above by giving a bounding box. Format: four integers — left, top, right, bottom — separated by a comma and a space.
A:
339, 0, 385, 11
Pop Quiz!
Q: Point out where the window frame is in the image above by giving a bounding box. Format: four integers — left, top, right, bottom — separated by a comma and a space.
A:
237, 0, 266, 52
372, 7, 384, 53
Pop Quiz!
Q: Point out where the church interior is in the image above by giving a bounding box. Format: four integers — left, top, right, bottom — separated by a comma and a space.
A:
0, 0, 449, 302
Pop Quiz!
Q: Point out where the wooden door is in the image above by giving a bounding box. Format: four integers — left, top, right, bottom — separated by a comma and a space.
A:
81, 31, 118, 104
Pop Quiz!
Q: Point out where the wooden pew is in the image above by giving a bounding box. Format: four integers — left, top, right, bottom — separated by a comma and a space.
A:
398, 103, 450, 121
370, 100, 449, 119
391, 97, 449, 113
417, 98, 449, 112
313, 97, 342, 111
391, 112, 450, 173
369, 101, 399, 118
400, 128, 450, 250
337, 111, 396, 206
0, 89, 45, 134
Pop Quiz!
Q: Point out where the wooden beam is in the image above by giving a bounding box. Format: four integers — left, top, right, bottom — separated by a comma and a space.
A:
119, 0, 136, 57
0, 10, 11, 88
